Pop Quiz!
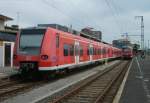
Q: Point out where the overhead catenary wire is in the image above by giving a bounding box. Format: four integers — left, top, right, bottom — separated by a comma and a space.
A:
41, 0, 87, 28
110, 0, 129, 32
104, 0, 123, 33
65, 0, 103, 30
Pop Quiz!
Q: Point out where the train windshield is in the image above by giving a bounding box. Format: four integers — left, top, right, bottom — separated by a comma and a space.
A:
19, 29, 46, 55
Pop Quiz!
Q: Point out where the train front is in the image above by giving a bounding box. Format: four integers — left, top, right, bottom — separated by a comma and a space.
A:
13, 28, 46, 76
122, 48, 133, 59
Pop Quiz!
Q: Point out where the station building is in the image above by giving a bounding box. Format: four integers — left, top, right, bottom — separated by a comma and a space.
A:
0, 14, 18, 67
112, 39, 133, 49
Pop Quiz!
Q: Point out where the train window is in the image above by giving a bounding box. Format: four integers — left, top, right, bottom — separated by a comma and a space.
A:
56, 33, 59, 48
99, 48, 101, 55
87, 46, 90, 55
96, 49, 98, 55
92, 48, 95, 55
80, 46, 83, 56
104, 48, 106, 54
94, 48, 96, 55
97, 49, 99, 55
95, 48, 97, 55
108, 49, 110, 54
64, 44, 69, 56
101, 48, 104, 54
89, 47, 93, 55
93, 48, 95, 55
91, 47, 94, 55
102, 48, 106, 54
101, 48, 103, 54
97, 49, 100, 55
70, 45, 74, 56
105, 48, 107, 54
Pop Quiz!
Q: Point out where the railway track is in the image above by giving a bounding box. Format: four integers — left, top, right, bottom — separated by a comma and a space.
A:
0, 60, 115, 102
50, 60, 130, 103
0, 76, 49, 101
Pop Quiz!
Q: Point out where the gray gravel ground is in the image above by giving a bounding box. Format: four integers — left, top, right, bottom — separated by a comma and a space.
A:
1, 60, 120, 103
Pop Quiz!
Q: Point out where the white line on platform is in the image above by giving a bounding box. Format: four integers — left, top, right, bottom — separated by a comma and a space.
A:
136, 57, 150, 102
113, 59, 133, 103
136, 57, 144, 77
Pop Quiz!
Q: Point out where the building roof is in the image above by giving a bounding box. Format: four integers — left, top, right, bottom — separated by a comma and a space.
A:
0, 14, 13, 21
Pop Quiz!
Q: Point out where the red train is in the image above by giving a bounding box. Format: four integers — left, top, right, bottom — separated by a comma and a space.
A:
13, 25, 122, 77
122, 47, 133, 59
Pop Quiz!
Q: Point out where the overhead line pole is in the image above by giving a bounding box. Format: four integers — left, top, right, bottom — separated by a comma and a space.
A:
135, 16, 144, 50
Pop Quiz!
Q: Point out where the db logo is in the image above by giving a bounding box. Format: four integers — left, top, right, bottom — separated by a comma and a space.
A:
26, 56, 31, 60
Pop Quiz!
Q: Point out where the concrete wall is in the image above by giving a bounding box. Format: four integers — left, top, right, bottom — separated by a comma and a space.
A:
0, 20, 5, 30
0, 46, 3, 67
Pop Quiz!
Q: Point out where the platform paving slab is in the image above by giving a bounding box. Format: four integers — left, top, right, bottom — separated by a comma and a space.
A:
0, 67, 17, 79
119, 56, 150, 103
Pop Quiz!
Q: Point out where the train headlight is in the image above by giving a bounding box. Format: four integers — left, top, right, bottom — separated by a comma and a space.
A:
41, 55, 48, 60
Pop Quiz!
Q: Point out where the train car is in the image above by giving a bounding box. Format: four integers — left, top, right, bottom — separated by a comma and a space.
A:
122, 47, 133, 59
13, 26, 122, 77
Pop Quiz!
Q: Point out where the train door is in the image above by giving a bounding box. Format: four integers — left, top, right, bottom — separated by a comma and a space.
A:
89, 44, 93, 61
75, 41, 79, 64
56, 33, 59, 65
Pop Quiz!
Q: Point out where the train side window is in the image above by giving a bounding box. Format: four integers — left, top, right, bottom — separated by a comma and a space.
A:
97, 49, 99, 55
89, 47, 93, 55
104, 48, 106, 54
56, 33, 59, 48
98, 49, 100, 55
87, 46, 90, 55
106, 48, 108, 54
80, 46, 83, 56
75, 45, 78, 56
64, 44, 69, 56
90, 47, 92, 55
93, 48, 95, 55
101, 48, 103, 54
99, 48, 101, 55
102, 48, 105, 54
96, 49, 98, 55
95, 48, 97, 55
108, 49, 110, 54
70, 45, 74, 56
91, 47, 94, 55
94, 48, 96, 55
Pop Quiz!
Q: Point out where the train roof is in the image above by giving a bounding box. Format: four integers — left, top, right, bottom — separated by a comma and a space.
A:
20, 24, 120, 50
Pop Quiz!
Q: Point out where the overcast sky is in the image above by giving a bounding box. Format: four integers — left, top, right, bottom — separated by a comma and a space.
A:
0, 0, 150, 44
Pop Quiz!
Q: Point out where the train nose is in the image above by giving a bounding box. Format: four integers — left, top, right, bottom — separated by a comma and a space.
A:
20, 62, 39, 73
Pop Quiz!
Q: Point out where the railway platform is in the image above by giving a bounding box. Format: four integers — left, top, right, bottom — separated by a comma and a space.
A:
115, 56, 150, 103
0, 67, 17, 79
